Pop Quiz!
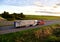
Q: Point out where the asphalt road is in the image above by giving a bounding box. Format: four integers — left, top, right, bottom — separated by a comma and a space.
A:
0, 20, 60, 34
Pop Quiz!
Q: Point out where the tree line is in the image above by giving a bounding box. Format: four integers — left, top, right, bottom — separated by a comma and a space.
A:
0, 11, 25, 21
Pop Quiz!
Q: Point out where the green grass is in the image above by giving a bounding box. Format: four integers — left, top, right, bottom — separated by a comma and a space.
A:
24, 15, 60, 20
0, 24, 14, 27
0, 24, 60, 42
1, 15, 60, 20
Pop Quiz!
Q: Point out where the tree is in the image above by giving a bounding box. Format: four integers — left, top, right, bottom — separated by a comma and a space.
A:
1, 11, 26, 20
1, 11, 9, 18
12, 13, 23, 20
20, 13, 25, 18
12, 12, 25, 20
1, 11, 15, 21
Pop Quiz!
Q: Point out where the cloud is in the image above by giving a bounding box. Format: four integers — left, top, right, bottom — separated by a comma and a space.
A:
0, 0, 60, 16
34, 0, 59, 6
0, 5, 60, 15
0, 5, 40, 14
33, 0, 44, 7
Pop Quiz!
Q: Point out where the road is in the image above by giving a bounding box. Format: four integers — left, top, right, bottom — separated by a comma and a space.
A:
0, 20, 60, 34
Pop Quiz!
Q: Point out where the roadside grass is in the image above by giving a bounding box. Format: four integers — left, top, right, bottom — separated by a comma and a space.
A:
24, 15, 60, 20
0, 24, 60, 42
0, 23, 14, 27
0, 21, 14, 27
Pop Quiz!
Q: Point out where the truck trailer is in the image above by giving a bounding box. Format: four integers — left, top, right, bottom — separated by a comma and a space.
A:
14, 20, 38, 28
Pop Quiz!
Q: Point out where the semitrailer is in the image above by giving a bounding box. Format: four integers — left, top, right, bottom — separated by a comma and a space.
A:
14, 20, 45, 28
14, 20, 38, 28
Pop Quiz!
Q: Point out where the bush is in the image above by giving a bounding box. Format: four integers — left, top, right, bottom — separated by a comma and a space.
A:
53, 28, 60, 37
46, 36, 57, 42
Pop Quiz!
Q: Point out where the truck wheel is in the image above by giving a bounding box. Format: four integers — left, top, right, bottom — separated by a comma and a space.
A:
29, 25, 33, 27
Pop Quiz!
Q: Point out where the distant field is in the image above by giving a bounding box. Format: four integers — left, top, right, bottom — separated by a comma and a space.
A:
0, 15, 60, 20
24, 15, 60, 20
0, 24, 60, 42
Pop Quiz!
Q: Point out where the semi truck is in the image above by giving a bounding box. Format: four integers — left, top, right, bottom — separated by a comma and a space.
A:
14, 20, 45, 28
37, 20, 45, 25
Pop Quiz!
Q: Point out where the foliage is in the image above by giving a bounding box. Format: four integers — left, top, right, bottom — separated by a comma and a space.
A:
53, 28, 60, 37
0, 11, 25, 21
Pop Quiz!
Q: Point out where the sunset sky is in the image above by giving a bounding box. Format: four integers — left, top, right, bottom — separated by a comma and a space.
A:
0, 0, 60, 16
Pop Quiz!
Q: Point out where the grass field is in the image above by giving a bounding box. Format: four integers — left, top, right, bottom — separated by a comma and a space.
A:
24, 15, 60, 20
0, 24, 60, 42
0, 15, 60, 20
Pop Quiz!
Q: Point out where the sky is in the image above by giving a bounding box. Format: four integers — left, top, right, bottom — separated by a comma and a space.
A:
0, 0, 60, 16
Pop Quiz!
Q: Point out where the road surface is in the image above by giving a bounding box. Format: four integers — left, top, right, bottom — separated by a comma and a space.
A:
0, 20, 60, 34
